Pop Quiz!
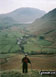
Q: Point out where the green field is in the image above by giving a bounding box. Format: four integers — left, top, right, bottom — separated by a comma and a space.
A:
0, 26, 56, 54
0, 27, 24, 53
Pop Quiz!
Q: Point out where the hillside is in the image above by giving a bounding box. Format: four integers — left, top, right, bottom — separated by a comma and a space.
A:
0, 7, 45, 30
27, 8, 56, 39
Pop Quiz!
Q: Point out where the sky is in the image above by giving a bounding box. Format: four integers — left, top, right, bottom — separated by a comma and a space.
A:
0, 0, 56, 14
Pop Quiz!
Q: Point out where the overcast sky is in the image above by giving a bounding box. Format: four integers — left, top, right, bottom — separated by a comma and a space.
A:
0, 0, 56, 14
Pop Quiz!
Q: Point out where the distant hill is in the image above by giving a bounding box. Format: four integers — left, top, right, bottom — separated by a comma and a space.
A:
0, 7, 45, 30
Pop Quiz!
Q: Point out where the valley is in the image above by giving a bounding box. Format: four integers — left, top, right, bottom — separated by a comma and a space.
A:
0, 25, 56, 54
0, 8, 56, 77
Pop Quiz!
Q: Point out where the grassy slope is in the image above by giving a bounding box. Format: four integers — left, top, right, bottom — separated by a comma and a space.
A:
1, 70, 56, 77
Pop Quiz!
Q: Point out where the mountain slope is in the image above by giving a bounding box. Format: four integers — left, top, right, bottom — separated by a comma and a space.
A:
8, 7, 45, 23
28, 8, 56, 34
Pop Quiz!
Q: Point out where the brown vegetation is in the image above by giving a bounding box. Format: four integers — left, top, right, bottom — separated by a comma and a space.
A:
0, 54, 56, 71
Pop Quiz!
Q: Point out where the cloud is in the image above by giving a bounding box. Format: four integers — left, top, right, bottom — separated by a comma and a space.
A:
0, 0, 56, 14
